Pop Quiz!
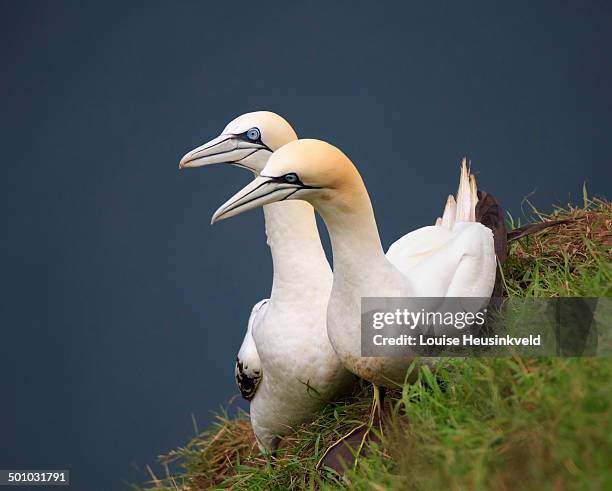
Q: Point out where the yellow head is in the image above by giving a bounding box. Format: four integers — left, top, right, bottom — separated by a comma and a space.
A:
211, 139, 366, 223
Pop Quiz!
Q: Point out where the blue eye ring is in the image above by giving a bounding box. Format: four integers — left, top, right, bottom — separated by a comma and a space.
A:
284, 173, 299, 184
246, 127, 261, 141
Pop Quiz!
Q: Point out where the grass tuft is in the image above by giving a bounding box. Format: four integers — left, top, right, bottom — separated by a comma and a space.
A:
504, 197, 611, 297
137, 198, 611, 491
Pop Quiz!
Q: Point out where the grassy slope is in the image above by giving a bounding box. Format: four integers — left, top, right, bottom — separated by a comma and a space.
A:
139, 198, 611, 491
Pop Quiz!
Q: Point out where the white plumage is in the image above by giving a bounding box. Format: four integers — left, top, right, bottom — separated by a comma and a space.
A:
211, 139, 497, 388
180, 113, 355, 452
386, 158, 481, 273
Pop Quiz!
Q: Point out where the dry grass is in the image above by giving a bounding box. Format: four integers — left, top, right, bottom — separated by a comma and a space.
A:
151, 412, 263, 489
503, 196, 611, 297
511, 197, 611, 265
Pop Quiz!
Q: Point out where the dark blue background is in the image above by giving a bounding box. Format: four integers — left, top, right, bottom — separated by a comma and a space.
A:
1, 1, 610, 489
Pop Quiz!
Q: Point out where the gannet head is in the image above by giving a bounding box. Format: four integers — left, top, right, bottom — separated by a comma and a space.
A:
211, 139, 362, 224
178, 111, 297, 174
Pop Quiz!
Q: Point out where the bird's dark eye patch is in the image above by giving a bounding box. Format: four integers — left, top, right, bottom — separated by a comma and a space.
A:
263, 172, 320, 189
283, 173, 299, 184
246, 127, 261, 141
235, 127, 272, 152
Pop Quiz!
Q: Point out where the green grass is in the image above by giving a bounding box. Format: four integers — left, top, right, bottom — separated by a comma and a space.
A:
138, 198, 611, 491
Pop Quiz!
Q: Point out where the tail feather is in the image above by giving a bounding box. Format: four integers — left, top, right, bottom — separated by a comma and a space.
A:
436, 157, 572, 297
455, 158, 474, 223
469, 174, 478, 222
437, 158, 478, 228
441, 195, 457, 228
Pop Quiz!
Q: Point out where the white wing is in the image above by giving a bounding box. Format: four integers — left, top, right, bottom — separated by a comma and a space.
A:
235, 299, 268, 401
386, 158, 479, 274
405, 221, 496, 298
386, 225, 454, 274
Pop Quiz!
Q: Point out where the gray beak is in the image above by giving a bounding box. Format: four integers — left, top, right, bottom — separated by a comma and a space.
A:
211, 177, 301, 224
179, 134, 266, 169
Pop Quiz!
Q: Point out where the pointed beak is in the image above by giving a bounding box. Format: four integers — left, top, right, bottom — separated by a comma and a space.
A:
179, 134, 265, 170
211, 177, 300, 224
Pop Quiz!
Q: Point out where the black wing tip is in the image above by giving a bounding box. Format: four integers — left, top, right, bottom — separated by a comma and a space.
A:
235, 359, 261, 401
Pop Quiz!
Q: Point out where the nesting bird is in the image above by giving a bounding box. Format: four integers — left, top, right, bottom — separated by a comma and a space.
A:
180, 113, 356, 452
182, 112, 569, 467
211, 139, 496, 443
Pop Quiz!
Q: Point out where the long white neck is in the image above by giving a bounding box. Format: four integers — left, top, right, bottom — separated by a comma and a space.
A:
263, 201, 332, 303
315, 186, 391, 288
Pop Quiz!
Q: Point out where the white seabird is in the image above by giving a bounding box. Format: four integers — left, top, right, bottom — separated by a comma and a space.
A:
179, 113, 356, 452
210, 139, 497, 438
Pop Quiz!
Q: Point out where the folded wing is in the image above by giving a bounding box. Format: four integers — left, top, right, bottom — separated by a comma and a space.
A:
235, 299, 268, 401
386, 158, 479, 274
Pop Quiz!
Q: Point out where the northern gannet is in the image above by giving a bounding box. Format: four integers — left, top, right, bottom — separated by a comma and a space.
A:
179, 114, 356, 452
210, 139, 497, 443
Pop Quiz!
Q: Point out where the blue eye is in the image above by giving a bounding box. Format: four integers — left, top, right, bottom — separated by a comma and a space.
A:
246, 128, 260, 141
284, 173, 299, 183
